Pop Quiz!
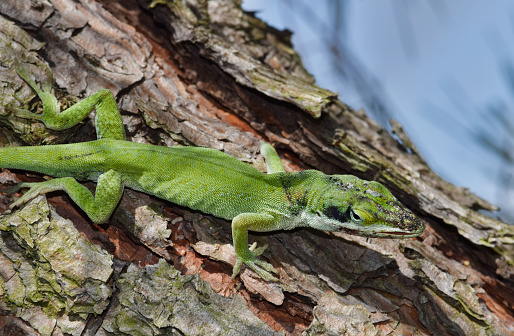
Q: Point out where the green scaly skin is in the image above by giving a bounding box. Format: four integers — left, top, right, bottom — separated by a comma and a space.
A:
0, 68, 425, 281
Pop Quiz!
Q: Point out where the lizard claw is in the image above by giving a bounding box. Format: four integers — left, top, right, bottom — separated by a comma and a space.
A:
5, 106, 43, 121
249, 242, 268, 256
5, 182, 42, 209
232, 243, 279, 281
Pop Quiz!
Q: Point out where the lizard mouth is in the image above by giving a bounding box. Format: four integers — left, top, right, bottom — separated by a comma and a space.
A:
340, 228, 422, 238
379, 231, 414, 235
377, 227, 425, 237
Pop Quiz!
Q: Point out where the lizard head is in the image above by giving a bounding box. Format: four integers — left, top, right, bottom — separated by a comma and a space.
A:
307, 174, 425, 238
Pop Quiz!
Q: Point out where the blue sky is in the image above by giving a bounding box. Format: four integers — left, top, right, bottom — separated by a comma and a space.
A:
242, 0, 514, 223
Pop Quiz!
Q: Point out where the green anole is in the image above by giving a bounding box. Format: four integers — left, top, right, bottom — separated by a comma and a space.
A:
0, 68, 424, 281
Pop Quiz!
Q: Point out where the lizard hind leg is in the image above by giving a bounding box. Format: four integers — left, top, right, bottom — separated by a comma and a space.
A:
8, 170, 124, 224
11, 66, 125, 140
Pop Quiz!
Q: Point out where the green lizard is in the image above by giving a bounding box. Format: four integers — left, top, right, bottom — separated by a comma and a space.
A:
0, 68, 424, 281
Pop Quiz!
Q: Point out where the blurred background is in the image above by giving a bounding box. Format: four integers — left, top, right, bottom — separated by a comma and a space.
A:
242, 0, 514, 224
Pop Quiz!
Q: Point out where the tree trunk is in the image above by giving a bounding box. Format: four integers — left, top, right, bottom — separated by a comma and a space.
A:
0, 0, 512, 335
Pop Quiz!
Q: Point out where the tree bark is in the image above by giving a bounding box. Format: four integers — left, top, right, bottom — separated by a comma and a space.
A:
0, 0, 512, 335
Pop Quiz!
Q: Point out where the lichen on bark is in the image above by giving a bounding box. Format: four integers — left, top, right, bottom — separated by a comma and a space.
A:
0, 196, 113, 335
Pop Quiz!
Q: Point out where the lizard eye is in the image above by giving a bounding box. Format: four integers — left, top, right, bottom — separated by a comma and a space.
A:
350, 209, 364, 223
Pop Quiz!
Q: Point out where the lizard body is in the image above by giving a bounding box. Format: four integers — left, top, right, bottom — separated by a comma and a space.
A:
0, 68, 424, 281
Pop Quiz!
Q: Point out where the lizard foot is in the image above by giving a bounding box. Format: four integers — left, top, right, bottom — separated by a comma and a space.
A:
7, 182, 49, 209
232, 242, 279, 281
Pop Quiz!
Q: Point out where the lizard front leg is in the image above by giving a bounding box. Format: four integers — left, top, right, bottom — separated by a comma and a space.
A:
260, 142, 286, 174
229, 143, 286, 281
231, 213, 279, 281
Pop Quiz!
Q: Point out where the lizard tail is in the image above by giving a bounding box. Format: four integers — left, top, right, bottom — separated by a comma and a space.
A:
0, 142, 102, 178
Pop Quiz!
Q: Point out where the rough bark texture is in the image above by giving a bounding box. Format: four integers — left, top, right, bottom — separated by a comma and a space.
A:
0, 0, 512, 335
